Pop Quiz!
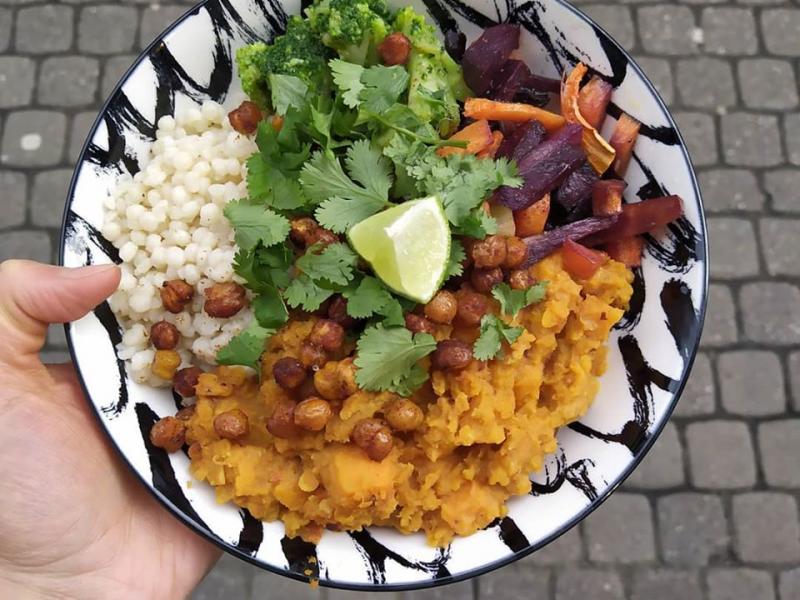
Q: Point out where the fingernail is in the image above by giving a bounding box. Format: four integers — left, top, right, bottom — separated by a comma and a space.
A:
62, 264, 120, 279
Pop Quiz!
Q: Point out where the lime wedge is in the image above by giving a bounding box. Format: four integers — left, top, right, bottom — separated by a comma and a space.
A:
348, 196, 450, 304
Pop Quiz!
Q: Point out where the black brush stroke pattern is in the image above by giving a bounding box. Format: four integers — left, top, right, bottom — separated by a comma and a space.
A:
606, 103, 680, 146
530, 450, 600, 501
349, 530, 451, 584
238, 509, 264, 556
644, 216, 702, 274
280, 536, 320, 579
495, 517, 530, 553
660, 278, 699, 363
95, 301, 130, 417
135, 402, 209, 529
615, 266, 645, 331
511, 1, 564, 73
64, 209, 121, 265
439, 0, 499, 29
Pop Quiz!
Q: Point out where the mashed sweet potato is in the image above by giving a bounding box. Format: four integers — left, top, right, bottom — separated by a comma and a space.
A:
185, 254, 633, 546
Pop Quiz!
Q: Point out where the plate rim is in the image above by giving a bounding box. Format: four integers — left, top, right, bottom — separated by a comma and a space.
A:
57, 0, 710, 591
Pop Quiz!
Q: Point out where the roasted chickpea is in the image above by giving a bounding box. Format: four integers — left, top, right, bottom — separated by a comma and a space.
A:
432, 339, 473, 371
327, 295, 356, 329
228, 100, 263, 134
173, 366, 203, 397
424, 290, 458, 324
290, 217, 319, 247
504, 236, 528, 269
299, 341, 326, 371
470, 267, 504, 293
378, 32, 412, 66
508, 269, 534, 290
338, 358, 358, 397
267, 400, 299, 439
405, 313, 434, 334
309, 319, 344, 352
470, 235, 507, 269
152, 349, 181, 380
455, 290, 489, 327
292, 376, 320, 401
150, 416, 185, 452
175, 406, 195, 421
352, 418, 394, 462
150, 320, 180, 350
161, 279, 194, 313
313, 359, 357, 401
294, 397, 333, 432
204, 282, 248, 318
310, 228, 339, 248
272, 357, 307, 390
385, 399, 424, 432
214, 409, 249, 441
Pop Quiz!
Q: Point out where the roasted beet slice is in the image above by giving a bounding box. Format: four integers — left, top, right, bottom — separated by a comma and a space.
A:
462, 24, 520, 96
527, 73, 562, 94
583, 195, 684, 246
491, 59, 532, 102
556, 162, 599, 212
578, 76, 613, 130
523, 215, 619, 267
496, 120, 546, 161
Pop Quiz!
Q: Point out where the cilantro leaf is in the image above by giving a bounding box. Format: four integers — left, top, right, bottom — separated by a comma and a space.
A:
253, 287, 289, 329
223, 200, 290, 250
343, 276, 405, 326
268, 74, 309, 115
216, 321, 273, 371
492, 282, 549, 317
247, 155, 308, 210
315, 196, 388, 234
284, 275, 334, 312
444, 239, 466, 281
234, 243, 293, 291
473, 315, 524, 361
354, 325, 437, 396
345, 139, 393, 200
330, 59, 365, 108
295, 242, 359, 286
359, 65, 410, 114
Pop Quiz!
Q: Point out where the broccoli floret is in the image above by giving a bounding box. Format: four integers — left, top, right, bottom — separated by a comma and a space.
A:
306, 0, 391, 65
393, 7, 472, 138
236, 17, 332, 108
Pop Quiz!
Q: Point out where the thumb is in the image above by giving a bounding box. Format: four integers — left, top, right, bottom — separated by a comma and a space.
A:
0, 260, 121, 368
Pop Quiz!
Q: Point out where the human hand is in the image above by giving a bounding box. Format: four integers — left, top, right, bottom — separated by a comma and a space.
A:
0, 261, 221, 600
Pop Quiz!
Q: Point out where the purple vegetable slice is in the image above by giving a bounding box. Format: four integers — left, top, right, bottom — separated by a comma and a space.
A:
491, 59, 532, 102
556, 161, 599, 212
496, 120, 546, 161
522, 215, 619, 267
462, 24, 520, 96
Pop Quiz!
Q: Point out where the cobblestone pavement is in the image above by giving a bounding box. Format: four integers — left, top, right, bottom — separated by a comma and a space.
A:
1, 0, 798, 598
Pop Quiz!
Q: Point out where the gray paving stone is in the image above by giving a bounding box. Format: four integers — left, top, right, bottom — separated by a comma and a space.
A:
638, 6, 697, 55
330, 589, 399, 600
31, 169, 73, 228
758, 420, 800, 488
531, 526, 582, 565
721, 113, 783, 167
733, 493, 800, 563
140, 5, 189, 49
740, 283, 800, 345
708, 569, 775, 600
477, 563, 549, 600
633, 57, 673, 105
702, 8, 759, 56
760, 219, 800, 277
555, 569, 624, 600
38, 57, 100, 107
674, 112, 717, 167
718, 351, 785, 416
790, 353, 800, 411
766, 169, 800, 213
658, 493, 729, 566
15, 5, 73, 54
677, 58, 736, 108
699, 169, 764, 213
707, 217, 759, 279
630, 570, 703, 600
786, 114, 800, 166
584, 493, 655, 563
738, 59, 799, 110
69, 112, 97, 163
624, 422, 684, 488
250, 570, 323, 599
582, 5, 634, 50
675, 352, 715, 416
191, 554, 253, 600
0, 9, 10, 54
102, 55, 137, 98
0, 57, 35, 109
779, 568, 800, 600
0, 171, 27, 230
686, 420, 756, 489
700, 284, 738, 348
1, 111, 66, 167
761, 9, 800, 56
0, 230, 52, 263
78, 6, 138, 54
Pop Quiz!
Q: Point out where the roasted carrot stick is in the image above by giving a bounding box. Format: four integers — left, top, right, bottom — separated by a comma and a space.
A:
610, 113, 641, 176
477, 130, 504, 159
605, 236, 645, 267
463, 98, 566, 133
561, 239, 608, 280
514, 194, 551, 237
437, 119, 494, 157
592, 180, 626, 217
578, 76, 613, 130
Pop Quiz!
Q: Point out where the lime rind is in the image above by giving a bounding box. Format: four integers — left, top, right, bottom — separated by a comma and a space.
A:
348, 196, 450, 304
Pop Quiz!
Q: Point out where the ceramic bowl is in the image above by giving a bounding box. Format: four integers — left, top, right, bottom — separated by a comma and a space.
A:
60, 0, 708, 590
